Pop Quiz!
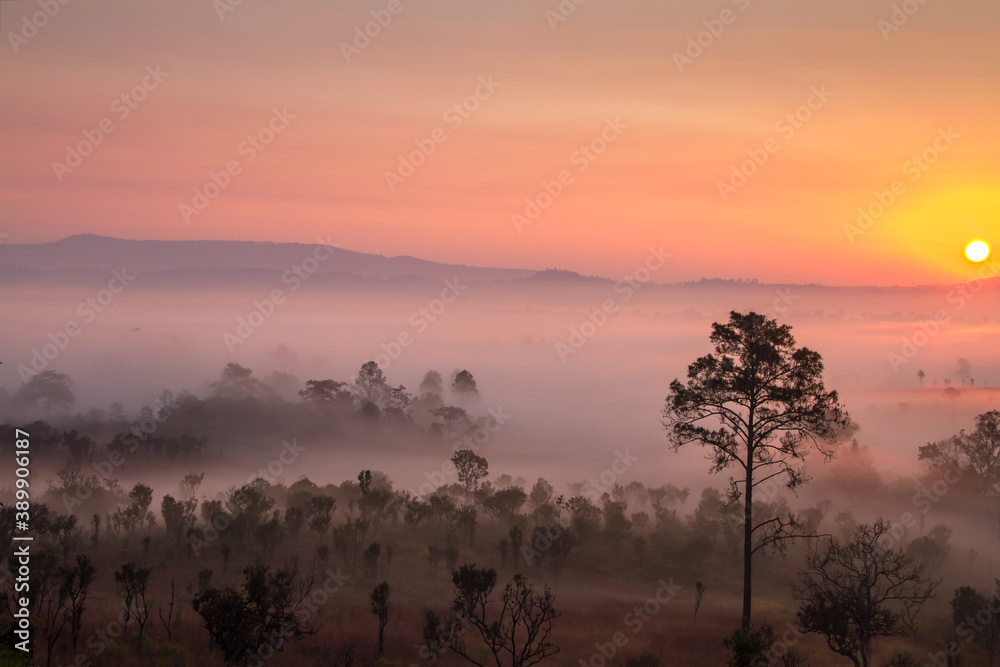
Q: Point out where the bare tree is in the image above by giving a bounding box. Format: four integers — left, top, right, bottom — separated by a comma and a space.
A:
371, 581, 391, 656
61, 554, 96, 651
423, 564, 559, 667
115, 560, 153, 648
36, 553, 68, 667
158, 579, 177, 642
793, 519, 938, 667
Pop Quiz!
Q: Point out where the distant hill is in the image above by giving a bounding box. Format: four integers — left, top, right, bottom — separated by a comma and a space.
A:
1, 235, 997, 293
0, 234, 536, 283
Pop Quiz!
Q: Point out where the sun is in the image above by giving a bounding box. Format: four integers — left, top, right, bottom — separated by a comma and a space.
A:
965, 240, 991, 262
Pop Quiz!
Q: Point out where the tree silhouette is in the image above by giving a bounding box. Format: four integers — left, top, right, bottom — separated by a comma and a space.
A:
956, 358, 972, 386
114, 561, 153, 647
434, 406, 470, 437
919, 410, 1000, 495
34, 553, 67, 667
452, 449, 489, 498
299, 379, 350, 406
793, 520, 938, 667
211, 363, 269, 399
161, 494, 197, 545
306, 495, 337, 540
951, 584, 1000, 667
423, 564, 559, 667
370, 581, 391, 656
662, 311, 849, 631
452, 370, 479, 405
420, 370, 444, 396
61, 554, 96, 652
193, 565, 314, 667
12, 371, 75, 419
352, 361, 389, 407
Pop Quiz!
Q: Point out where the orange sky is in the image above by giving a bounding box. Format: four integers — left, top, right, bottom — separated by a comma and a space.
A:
1, 0, 998, 285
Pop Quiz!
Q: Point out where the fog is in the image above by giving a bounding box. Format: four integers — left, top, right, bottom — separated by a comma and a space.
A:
3, 267, 1000, 666
3, 272, 998, 494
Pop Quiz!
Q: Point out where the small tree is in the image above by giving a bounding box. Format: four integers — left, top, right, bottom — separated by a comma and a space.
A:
306, 495, 337, 539
793, 519, 938, 667
424, 564, 559, 667
371, 581, 391, 656
363, 542, 381, 580
352, 361, 389, 407
161, 494, 197, 545
193, 565, 314, 667
919, 410, 1000, 495
420, 371, 444, 396
452, 449, 488, 498
35, 553, 68, 667
951, 584, 1000, 667
159, 579, 177, 642
122, 483, 155, 535
722, 624, 774, 667
225, 480, 276, 545
61, 554, 96, 651
179, 471, 205, 501
694, 581, 706, 620
452, 370, 479, 404
956, 358, 972, 386
114, 561, 153, 648
12, 370, 75, 419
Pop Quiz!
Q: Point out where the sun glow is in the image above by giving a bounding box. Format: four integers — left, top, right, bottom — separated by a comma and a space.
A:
965, 240, 991, 262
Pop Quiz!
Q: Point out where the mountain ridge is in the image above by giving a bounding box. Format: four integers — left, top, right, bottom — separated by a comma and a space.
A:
0, 234, 997, 290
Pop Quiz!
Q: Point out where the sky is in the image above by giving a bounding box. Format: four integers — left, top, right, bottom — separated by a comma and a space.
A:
1, 0, 998, 286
